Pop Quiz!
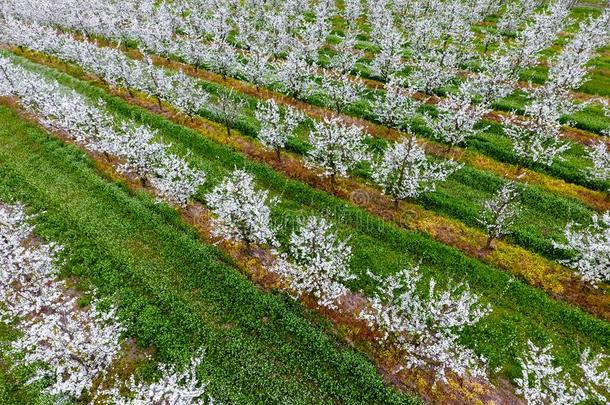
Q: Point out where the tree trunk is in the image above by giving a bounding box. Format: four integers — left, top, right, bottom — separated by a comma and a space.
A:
515, 163, 523, 176
485, 234, 494, 250
275, 148, 282, 162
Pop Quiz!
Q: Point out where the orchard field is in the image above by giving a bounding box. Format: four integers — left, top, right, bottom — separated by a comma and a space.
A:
0, 0, 609, 404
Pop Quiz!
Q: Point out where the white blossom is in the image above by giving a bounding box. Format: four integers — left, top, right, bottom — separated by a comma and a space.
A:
296, 1, 333, 64
307, 118, 370, 181
359, 266, 491, 382
544, 6, 610, 95
586, 141, 610, 193
371, 75, 418, 130
275, 49, 316, 99
328, 28, 363, 74
271, 216, 355, 309
369, 27, 405, 80
478, 181, 522, 249
516, 341, 610, 404
460, 53, 518, 105
424, 91, 490, 147
502, 111, 571, 167
342, 0, 362, 28
101, 349, 214, 405
408, 51, 457, 94
372, 136, 462, 204
205, 169, 278, 247
553, 211, 610, 285
240, 46, 273, 91
580, 348, 610, 402
509, 0, 572, 70
254, 99, 303, 159
205, 39, 241, 80
320, 71, 365, 113
0, 16, 210, 119
13, 303, 125, 399
213, 90, 246, 137
0, 203, 124, 399
497, 0, 542, 33
515, 341, 586, 405
0, 57, 206, 206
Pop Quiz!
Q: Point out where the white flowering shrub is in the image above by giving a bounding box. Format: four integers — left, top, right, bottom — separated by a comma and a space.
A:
497, 0, 540, 33
371, 76, 419, 130
275, 49, 316, 99
297, 1, 333, 64
516, 341, 610, 405
424, 91, 490, 147
408, 51, 457, 94
586, 141, 610, 193
307, 118, 370, 181
205, 39, 241, 80
342, 0, 361, 28
213, 90, 246, 137
320, 71, 365, 113
543, 7, 610, 101
254, 99, 303, 159
328, 28, 363, 74
478, 181, 522, 249
369, 27, 405, 80
205, 169, 278, 247
509, 0, 571, 71
240, 46, 273, 91
372, 136, 462, 204
502, 111, 571, 167
553, 212, 610, 285
0, 204, 64, 320
100, 349, 214, 405
460, 53, 518, 105
359, 266, 491, 382
13, 303, 125, 399
271, 216, 355, 309
0, 16, 210, 119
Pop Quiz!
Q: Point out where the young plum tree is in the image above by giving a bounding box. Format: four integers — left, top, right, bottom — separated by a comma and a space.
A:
371, 76, 419, 131
478, 181, 522, 250
205, 169, 278, 249
271, 216, 355, 309
516, 341, 610, 405
372, 136, 462, 208
255, 99, 304, 161
424, 91, 490, 149
214, 90, 246, 137
306, 118, 371, 188
553, 211, 610, 285
359, 266, 491, 382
